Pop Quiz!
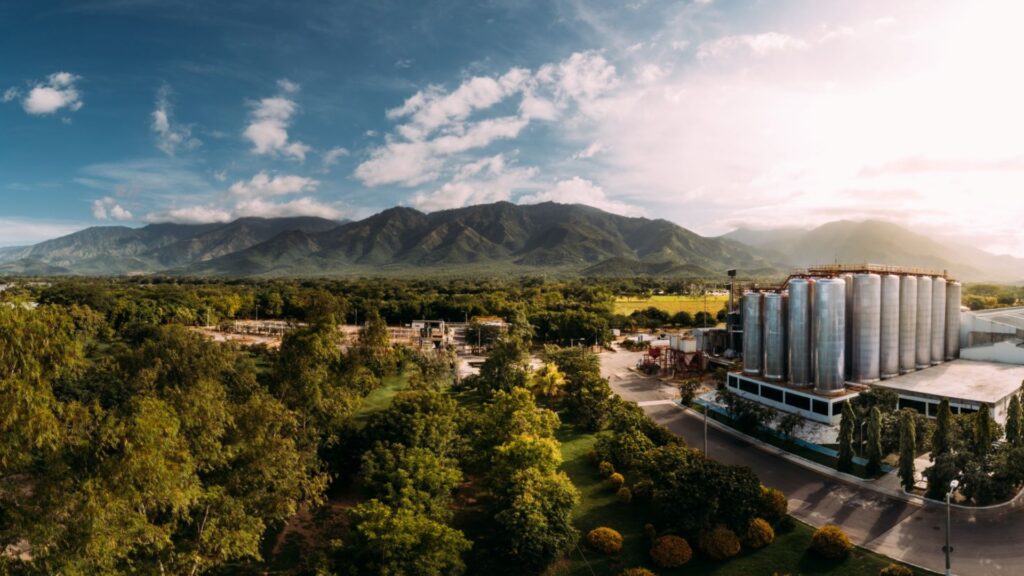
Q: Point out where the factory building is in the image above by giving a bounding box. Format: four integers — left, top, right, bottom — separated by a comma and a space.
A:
727, 264, 1021, 425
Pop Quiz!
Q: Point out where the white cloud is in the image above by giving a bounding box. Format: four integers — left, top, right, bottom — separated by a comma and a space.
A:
233, 197, 342, 220
322, 146, 350, 169
277, 78, 300, 94
355, 51, 618, 188
518, 177, 642, 216
697, 32, 809, 59
573, 141, 604, 160
1, 87, 19, 103
0, 218, 87, 247
145, 205, 233, 224
91, 197, 133, 221
22, 71, 83, 115
213, 170, 228, 182
243, 83, 311, 162
411, 154, 539, 211
151, 85, 201, 156
228, 172, 319, 197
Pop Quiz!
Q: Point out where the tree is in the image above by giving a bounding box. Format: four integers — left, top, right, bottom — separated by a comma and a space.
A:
356, 307, 395, 375
678, 379, 700, 407
489, 434, 562, 498
530, 362, 566, 399
475, 388, 559, 452
1007, 394, 1023, 446
866, 407, 884, 476
777, 413, 805, 442
492, 467, 580, 571
932, 399, 953, 458
360, 442, 462, 520
899, 409, 917, 492
345, 499, 471, 576
367, 389, 462, 458
837, 401, 856, 473
478, 338, 530, 396
975, 403, 995, 457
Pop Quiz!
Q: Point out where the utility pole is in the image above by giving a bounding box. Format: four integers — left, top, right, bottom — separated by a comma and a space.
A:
704, 402, 709, 454
945, 479, 959, 576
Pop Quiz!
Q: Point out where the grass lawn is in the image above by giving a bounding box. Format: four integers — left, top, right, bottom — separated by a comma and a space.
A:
354, 373, 409, 422
553, 424, 932, 576
614, 295, 729, 317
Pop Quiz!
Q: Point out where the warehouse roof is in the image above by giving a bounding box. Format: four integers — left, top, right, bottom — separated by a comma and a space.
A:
970, 307, 1024, 331
874, 360, 1024, 404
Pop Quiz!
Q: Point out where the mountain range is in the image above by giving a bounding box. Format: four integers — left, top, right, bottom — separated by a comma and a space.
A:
0, 203, 779, 277
721, 220, 1024, 283
1, 203, 1020, 282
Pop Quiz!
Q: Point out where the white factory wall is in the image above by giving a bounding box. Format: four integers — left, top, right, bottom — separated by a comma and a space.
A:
960, 310, 1018, 348
960, 340, 1024, 365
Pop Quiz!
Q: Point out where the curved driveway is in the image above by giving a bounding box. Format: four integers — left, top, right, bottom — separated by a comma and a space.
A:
601, 349, 1024, 576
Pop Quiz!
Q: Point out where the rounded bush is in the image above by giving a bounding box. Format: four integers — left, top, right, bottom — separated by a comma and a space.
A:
743, 518, 775, 549
649, 535, 693, 568
759, 486, 788, 523
643, 523, 657, 541
586, 527, 624, 555
599, 460, 615, 477
879, 564, 913, 576
698, 526, 741, 561
618, 569, 656, 576
608, 472, 625, 490
617, 486, 633, 504
810, 525, 852, 560
632, 479, 654, 502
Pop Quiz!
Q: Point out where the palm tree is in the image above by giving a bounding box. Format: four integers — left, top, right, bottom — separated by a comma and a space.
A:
530, 362, 566, 398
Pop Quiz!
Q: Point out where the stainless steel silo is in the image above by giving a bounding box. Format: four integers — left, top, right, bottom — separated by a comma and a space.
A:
814, 278, 846, 393
763, 293, 787, 380
743, 292, 763, 375
945, 281, 961, 360
899, 275, 918, 374
916, 276, 933, 369
852, 274, 882, 383
842, 273, 854, 378
788, 279, 813, 386
879, 274, 900, 379
931, 277, 947, 365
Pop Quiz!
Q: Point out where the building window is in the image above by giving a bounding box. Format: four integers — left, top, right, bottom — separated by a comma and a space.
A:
761, 386, 784, 403
899, 398, 928, 415
784, 392, 811, 410
832, 400, 846, 417
813, 400, 829, 416
728, 374, 739, 389
740, 380, 759, 395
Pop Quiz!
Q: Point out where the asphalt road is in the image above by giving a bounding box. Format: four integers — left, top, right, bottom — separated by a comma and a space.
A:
600, 347, 1024, 576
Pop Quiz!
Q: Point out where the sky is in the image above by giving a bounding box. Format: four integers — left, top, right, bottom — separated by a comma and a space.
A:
2, 0, 1023, 255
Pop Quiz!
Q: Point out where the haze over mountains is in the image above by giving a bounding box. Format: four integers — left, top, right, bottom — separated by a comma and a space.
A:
722, 220, 1024, 283
0, 203, 1021, 282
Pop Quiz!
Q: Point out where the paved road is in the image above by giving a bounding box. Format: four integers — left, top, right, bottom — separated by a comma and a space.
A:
600, 348, 1024, 576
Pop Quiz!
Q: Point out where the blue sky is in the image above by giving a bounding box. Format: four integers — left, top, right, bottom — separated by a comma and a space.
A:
3, 0, 1024, 255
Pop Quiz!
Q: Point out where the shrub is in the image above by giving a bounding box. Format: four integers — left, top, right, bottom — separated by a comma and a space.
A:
599, 461, 615, 477
587, 449, 599, 462
743, 518, 775, 549
810, 525, 852, 560
619, 569, 656, 576
698, 526, 741, 561
880, 564, 913, 576
617, 486, 632, 504
632, 479, 654, 502
586, 527, 624, 555
759, 486, 788, 523
650, 535, 692, 568
643, 523, 657, 541
608, 472, 625, 490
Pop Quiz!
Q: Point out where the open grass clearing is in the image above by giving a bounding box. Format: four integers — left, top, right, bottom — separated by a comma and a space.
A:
614, 295, 729, 317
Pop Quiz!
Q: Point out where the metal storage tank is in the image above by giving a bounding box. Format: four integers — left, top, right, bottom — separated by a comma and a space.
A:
899, 275, 918, 374
916, 276, 933, 369
763, 293, 787, 380
742, 292, 763, 375
814, 278, 846, 393
879, 274, 900, 379
852, 274, 882, 383
787, 278, 813, 386
842, 273, 854, 378
945, 282, 962, 360
931, 278, 947, 365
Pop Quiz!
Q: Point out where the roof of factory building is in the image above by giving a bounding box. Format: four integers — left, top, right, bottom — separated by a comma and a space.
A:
968, 307, 1024, 331
874, 360, 1024, 404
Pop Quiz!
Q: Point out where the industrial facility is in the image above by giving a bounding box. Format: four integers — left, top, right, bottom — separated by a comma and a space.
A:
728, 264, 1023, 425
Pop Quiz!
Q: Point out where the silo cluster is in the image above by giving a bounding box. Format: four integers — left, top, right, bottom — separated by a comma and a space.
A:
741, 272, 962, 394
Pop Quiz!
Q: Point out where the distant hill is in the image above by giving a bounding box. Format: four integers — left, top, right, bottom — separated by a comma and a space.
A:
722, 220, 1024, 283
0, 203, 783, 277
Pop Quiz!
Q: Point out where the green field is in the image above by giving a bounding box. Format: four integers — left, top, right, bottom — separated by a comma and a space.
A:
553, 425, 931, 576
614, 295, 729, 317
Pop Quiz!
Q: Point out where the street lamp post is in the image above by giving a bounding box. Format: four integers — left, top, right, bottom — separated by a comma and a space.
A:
945, 479, 960, 576
703, 401, 708, 454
